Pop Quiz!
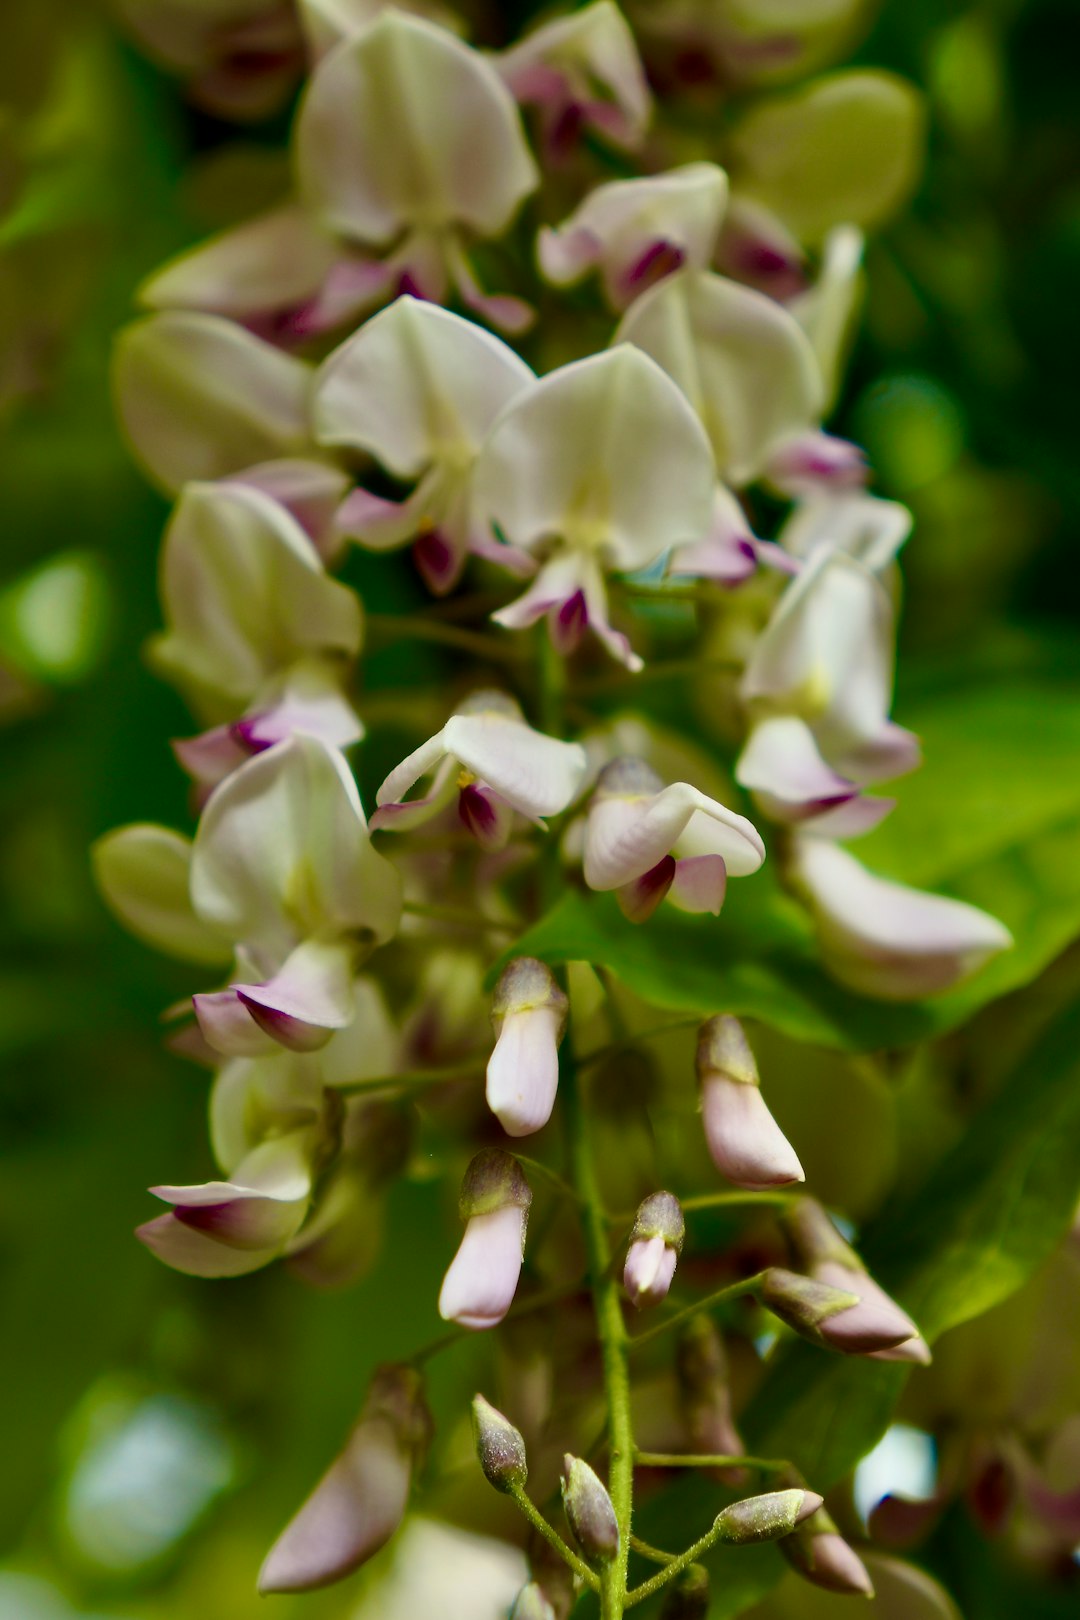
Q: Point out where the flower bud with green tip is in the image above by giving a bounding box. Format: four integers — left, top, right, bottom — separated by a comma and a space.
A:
660, 1563, 711, 1620
439, 1149, 533, 1330
696, 1016, 803, 1189
624, 1190, 685, 1309
472, 1393, 528, 1494
782, 1501, 875, 1596
714, 1488, 823, 1545
561, 1454, 619, 1564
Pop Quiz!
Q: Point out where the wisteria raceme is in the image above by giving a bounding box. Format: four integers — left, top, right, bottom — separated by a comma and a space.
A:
97, 4, 1015, 1616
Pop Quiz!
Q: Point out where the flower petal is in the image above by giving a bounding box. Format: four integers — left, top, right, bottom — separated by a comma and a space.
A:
136, 1211, 285, 1277
236, 936, 358, 1051
736, 715, 858, 822
701, 1074, 804, 1189
585, 768, 764, 889
614, 269, 823, 485
92, 824, 232, 966
778, 489, 912, 573
443, 709, 588, 819
296, 12, 538, 245
668, 853, 728, 915
497, 0, 651, 150
486, 1005, 562, 1137
113, 312, 314, 495
438, 1204, 526, 1329
228, 459, 352, 559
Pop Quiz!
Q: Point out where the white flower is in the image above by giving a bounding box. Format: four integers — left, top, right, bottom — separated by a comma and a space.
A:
496, 0, 650, 157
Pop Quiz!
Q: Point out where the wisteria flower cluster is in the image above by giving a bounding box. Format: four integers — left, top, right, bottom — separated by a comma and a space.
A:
96, 2, 1014, 1615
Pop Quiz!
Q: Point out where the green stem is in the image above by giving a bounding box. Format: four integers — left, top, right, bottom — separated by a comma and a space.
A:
564, 1050, 634, 1620
628, 1535, 675, 1566
514, 1155, 584, 1206
333, 1059, 485, 1097
627, 1273, 767, 1352
402, 899, 516, 934
625, 1521, 727, 1608
365, 613, 524, 662
679, 1190, 799, 1214
509, 1486, 601, 1594
635, 1451, 787, 1472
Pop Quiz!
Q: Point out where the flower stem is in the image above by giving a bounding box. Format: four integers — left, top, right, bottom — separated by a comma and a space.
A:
627, 1273, 767, 1352
508, 1486, 601, 1593
563, 1046, 634, 1620
365, 613, 524, 662
635, 1451, 787, 1472
625, 1522, 728, 1608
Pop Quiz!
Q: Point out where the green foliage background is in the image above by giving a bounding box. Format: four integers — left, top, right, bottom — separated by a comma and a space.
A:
2, 1, 1080, 1616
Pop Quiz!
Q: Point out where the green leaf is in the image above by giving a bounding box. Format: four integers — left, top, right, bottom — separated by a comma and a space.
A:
741, 993, 1080, 1487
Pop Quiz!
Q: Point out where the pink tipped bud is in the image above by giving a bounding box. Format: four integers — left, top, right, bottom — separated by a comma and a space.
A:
439, 1151, 532, 1330
759, 1266, 914, 1356
561, 1455, 619, 1564
472, 1393, 528, 1493
258, 1364, 431, 1594
659, 1563, 710, 1618
782, 1200, 924, 1356
714, 1489, 822, 1545
487, 958, 569, 1137
624, 1191, 684, 1309
696, 1018, 803, 1189
783, 1522, 875, 1596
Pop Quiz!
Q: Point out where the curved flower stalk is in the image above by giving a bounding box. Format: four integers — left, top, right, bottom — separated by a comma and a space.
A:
188, 733, 401, 1056
583, 757, 765, 922
538, 163, 729, 312
475, 346, 717, 669
141, 11, 539, 338
148, 481, 363, 786
495, 0, 651, 159
312, 296, 535, 592
373, 690, 587, 849
736, 549, 919, 832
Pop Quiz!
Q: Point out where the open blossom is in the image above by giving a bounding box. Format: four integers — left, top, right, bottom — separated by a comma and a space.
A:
736, 550, 920, 832
696, 1015, 804, 1190
188, 733, 401, 1056
487, 959, 569, 1138
583, 758, 765, 922
312, 297, 534, 593
538, 163, 729, 312
439, 1150, 532, 1329
141, 12, 539, 338
787, 834, 1013, 1002
372, 691, 587, 850
259, 1364, 432, 1593
496, 0, 651, 158
474, 346, 717, 670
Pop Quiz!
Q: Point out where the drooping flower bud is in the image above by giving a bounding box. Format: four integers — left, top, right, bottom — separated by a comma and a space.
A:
624, 1191, 684, 1309
782, 1502, 875, 1596
713, 1488, 822, 1545
258, 1363, 432, 1593
783, 1200, 924, 1357
696, 1016, 804, 1189
659, 1564, 710, 1619
438, 1150, 532, 1329
675, 1315, 746, 1477
561, 1454, 619, 1564
472, 1393, 528, 1494
487, 958, 569, 1137
512, 1583, 558, 1620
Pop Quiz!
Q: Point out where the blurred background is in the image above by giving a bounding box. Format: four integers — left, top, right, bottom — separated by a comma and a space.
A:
1, 1, 1079, 1616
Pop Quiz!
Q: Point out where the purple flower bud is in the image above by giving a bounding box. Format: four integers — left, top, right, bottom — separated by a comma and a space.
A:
472, 1393, 528, 1493
696, 1017, 804, 1190
714, 1489, 823, 1545
439, 1150, 532, 1330
781, 1199, 923, 1355
783, 1518, 875, 1596
759, 1266, 914, 1356
624, 1191, 684, 1309
258, 1364, 432, 1594
561, 1454, 619, 1563
487, 958, 569, 1137
659, 1564, 710, 1619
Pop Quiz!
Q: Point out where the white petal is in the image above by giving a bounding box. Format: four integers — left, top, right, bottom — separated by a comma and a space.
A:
438, 1204, 525, 1329
585, 777, 764, 889
701, 1074, 804, 1190
136, 1212, 285, 1278
790, 836, 1013, 1001
113, 312, 314, 495
538, 163, 728, 310
788, 224, 865, 409
778, 489, 912, 573
139, 202, 340, 321
614, 269, 823, 485
375, 730, 454, 809
736, 715, 857, 822
497, 0, 651, 149
472, 345, 715, 572
296, 12, 538, 244
314, 295, 534, 475
150, 481, 362, 715
486, 1006, 562, 1137
92, 825, 232, 965
667, 853, 728, 915
443, 710, 588, 819
192, 734, 402, 961
235, 936, 358, 1051
229, 459, 352, 558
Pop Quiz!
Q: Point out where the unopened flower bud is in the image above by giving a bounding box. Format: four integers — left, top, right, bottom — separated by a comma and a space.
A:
696, 1016, 804, 1189
676, 1315, 746, 1470
487, 958, 569, 1137
714, 1488, 822, 1545
782, 1503, 875, 1596
439, 1150, 532, 1330
561, 1454, 619, 1564
472, 1393, 528, 1494
512, 1583, 557, 1620
759, 1266, 913, 1356
659, 1564, 710, 1619
782, 1201, 922, 1356
624, 1191, 684, 1309
258, 1364, 432, 1593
